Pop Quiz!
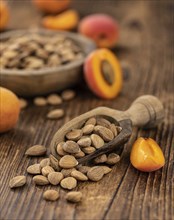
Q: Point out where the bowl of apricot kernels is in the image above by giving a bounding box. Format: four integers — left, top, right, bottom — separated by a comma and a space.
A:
0, 87, 20, 133
130, 137, 165, 172
0, 29, 96, 97
84, 48, 123, 99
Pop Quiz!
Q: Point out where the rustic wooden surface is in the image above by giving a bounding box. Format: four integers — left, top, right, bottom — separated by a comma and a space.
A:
0, 1, 173, 220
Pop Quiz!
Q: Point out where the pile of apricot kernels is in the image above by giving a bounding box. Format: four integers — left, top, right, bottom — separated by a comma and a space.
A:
0, 1, 9, 30
32, 0, 71, 14
130, 137, 165, 172
78, 14, 119, 48
84, 48, 123, 99
0, 87, 20, 133
42, 10, 79, 31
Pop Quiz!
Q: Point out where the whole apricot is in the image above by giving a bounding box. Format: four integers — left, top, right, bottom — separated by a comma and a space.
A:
78, 14, 119, 48
0, 1, 9, 30
130, 137, 165, 172
42, 9, 79, 31
84, 48, 123, 99
32, 0, 71, 14
0, 87, 20, 133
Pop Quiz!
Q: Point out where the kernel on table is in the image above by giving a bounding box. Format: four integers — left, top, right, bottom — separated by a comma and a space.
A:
9, 116, 121, 203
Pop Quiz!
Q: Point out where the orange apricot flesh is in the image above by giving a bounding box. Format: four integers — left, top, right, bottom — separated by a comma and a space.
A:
0, 1, 9, 30
130, 137, 165, 172
0, 87, 20, 133
84, 49, 123, 99
42, 10, 79, 31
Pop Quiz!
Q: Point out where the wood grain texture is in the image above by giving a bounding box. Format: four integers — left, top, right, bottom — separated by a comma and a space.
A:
0, 1, 173, 220
0, 30, 96, 97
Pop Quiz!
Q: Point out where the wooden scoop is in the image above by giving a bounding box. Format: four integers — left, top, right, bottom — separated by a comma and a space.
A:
50, 95, 164, 163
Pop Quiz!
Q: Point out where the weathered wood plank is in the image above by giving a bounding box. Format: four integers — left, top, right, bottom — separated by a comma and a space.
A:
0, 1, 173, 220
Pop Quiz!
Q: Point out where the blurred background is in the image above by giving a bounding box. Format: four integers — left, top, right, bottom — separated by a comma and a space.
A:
1, 0, 173, 99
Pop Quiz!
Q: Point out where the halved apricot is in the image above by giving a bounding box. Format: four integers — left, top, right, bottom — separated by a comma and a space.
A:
42, 10, 79, 31
130, 137, 165, 172
32, 0, 71, 14
84, 48, 123, 99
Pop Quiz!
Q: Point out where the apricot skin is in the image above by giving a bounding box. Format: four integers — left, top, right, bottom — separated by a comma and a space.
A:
130, 137, 165, 172
78, 14, 119, 48
85, 54, 103, 98
32, 0, 71, 14
0, 87, 20, 133
0, 1, 9, 30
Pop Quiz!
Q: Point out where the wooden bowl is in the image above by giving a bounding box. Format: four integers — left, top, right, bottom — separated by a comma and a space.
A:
0, 29, 96, 97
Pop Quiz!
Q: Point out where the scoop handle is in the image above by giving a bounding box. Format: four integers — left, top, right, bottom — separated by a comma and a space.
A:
123, 95, 164, 128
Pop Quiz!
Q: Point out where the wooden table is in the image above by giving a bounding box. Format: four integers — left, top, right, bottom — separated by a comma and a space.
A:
0, 1, 173, 219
